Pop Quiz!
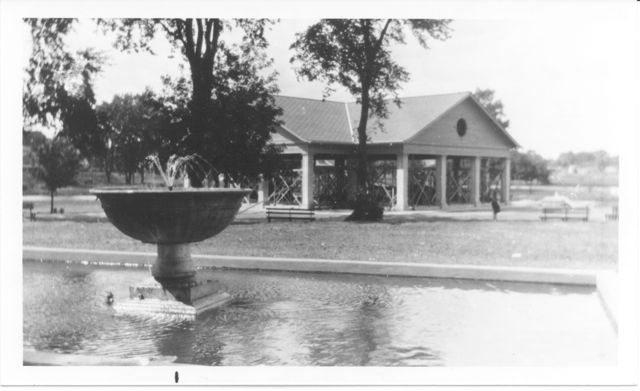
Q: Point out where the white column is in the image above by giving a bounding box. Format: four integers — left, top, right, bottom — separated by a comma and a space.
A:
257, 175, 268, 206
395, 153, 409, 211
471, 156, 481, 206
501, 157, 511, 204
301, 153, 315, 210
436, 155, 447, 208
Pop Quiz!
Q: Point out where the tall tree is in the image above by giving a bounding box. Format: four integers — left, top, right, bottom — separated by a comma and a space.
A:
35, 136, 81, 213
511, 150, 551, 191
23, 18, 76, 126
157, 48, 283, 186
290, 19, 452, 219
94, 109, 116, 183
472, 88, 510, 130
24, 19, 105, 158
98, 19, 282, 185
97, 90, 169, 184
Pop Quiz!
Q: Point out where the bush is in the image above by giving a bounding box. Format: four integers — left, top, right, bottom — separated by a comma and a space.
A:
345, 189, 385, 222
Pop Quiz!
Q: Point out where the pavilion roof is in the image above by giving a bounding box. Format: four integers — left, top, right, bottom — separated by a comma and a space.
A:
274, 96, 353, 143
275, 91, 519, 146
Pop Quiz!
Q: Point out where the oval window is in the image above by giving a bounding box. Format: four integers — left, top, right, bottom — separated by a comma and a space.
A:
456, 118, 467, 137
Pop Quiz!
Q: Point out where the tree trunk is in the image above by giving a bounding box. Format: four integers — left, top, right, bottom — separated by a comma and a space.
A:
176, 19, 223, 188
104, 151, 113, 184
50, 190, 55, 214
346, 86, 382, 221
185, 64, 213, 188
356, 88, 370, 193
175, 19, 222, 188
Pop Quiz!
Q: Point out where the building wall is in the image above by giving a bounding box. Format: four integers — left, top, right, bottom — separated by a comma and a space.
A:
408, 97, 514, 153
269, 126, 307, 155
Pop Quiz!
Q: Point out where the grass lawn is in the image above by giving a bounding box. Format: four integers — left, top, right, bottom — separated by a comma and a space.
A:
23, 214, 618, 270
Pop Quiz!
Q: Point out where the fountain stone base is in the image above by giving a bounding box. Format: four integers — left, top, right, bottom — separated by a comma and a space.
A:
114, 243, 232, 319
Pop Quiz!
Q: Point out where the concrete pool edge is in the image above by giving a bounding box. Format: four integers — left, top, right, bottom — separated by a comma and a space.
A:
596, 271, 618, 333
23, 349, 189, 366
23, 245, 600, 286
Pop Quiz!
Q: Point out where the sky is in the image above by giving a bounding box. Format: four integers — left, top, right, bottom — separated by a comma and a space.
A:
22, 12, 634, 159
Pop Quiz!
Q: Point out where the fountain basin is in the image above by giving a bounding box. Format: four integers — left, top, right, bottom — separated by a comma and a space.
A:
90, 188, 251, 244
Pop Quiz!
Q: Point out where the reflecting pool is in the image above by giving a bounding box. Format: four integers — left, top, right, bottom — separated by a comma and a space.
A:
23, 260, 616, 366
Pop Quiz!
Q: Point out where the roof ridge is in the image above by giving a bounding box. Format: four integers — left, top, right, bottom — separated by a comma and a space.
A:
275, 94, 345, 104
345, 91, 471, 105
278, 91, 471, 106
386, 91, 471, 101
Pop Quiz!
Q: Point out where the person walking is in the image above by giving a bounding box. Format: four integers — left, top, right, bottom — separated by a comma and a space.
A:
491, 192, 501, 221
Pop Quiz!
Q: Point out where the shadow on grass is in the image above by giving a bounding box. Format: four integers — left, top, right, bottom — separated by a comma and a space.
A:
377, 214, 545, 225
230, 214, 546, 226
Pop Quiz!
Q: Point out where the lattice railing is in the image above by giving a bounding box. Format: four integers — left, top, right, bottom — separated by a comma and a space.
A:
409, 160, 437, 207
446, 158, 472, 204
480, 158, 504, 203
268, 170, 302, 206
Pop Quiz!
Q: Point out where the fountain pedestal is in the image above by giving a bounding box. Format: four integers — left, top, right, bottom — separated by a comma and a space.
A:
152, 244, 196, 279
116, 244, 232, 318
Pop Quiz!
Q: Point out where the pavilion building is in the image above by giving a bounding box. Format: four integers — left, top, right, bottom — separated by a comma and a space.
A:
258, 91, 519, 211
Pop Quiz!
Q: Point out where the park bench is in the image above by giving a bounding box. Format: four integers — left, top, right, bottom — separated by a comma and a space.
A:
605, 206, 618, 221
23, 201, 36, 221
539, 206, 589, 222
266, 207, 315, 222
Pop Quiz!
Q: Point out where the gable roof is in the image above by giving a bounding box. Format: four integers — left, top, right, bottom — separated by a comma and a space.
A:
466, 93, 520, 148
274, 96, 353, 143
274, 92, 518, 148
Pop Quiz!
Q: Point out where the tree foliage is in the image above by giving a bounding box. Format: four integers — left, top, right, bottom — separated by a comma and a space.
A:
96, 90, 170, 184
23, 18, 76, 124
35, 136, 81, 212
511, 150, 551, 186
472, 88, 510, 130
23, 130, 48, 148
23, 19, 106, 158
556, 150, 617, 171
290, 19, 452, 219
98, 18, 282, 185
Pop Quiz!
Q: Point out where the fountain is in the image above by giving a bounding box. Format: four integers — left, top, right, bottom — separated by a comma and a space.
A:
90, 155, 250, 317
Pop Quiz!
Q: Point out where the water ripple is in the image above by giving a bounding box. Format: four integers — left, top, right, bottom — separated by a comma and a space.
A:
23, 260, 615, 366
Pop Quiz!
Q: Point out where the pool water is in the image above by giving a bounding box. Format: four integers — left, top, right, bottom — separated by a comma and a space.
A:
23, 260, 616, 366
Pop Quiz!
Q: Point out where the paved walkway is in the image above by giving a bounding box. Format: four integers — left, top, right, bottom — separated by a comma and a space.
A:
23, 195, 616, 222
23, 194, 96, 202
